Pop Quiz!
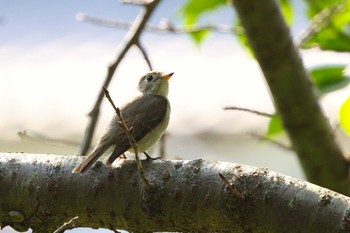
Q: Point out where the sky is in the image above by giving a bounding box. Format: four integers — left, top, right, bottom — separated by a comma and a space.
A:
0, 0, 349, 140
1, 1, 350, 232
0, 0, 274, 140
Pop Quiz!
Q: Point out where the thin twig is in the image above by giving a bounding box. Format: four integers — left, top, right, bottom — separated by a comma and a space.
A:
76, 13, 242, 35
158, 132, 168, 159
103, 87, 150, 186
249, 132, 292, 151
295, 0, 346, 47
120, 0, 153, 5
17, 130, 81, 148
53, 216, 79, 233
79, 0, 161, 156
136, 42, 153, 70
218, 173, 244, 199
224, 106, 274, 118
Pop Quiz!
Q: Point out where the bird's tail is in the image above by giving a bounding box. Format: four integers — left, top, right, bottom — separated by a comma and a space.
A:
72, 139, 110, 173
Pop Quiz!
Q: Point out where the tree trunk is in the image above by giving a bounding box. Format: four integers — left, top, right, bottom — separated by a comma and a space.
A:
233, 0, 350, 194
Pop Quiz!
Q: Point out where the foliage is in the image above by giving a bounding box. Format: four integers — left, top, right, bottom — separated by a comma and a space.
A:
340, 96, 350, 135
301, 0, 350, 52
180, 0, 227, 45
180, 0, 350, 137
309, 65, 350, 96
266, 65, 349, 137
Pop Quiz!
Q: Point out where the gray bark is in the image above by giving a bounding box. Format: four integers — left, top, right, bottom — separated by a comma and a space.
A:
1, 153, 350, 232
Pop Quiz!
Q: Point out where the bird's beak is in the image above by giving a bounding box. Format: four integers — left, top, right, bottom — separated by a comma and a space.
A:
162, 72, 174, 80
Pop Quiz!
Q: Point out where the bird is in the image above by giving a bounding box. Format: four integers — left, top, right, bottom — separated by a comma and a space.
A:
72, 71, 173, 173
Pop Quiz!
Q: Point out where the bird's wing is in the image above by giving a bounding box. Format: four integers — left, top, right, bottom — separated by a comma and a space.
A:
106, 94, 169, 165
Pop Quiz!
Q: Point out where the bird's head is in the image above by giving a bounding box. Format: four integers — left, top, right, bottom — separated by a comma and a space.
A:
138, 71, 174, 97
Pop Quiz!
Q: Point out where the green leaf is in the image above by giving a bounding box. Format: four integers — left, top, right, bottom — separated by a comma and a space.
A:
180, 0, 227, 44
266, 114, 285, 137
309, 65, 350, 95
235, 24, 254, 55
180, 0, 227, 25
278, 0, 293, 24
303, 0, 339, 17
301, 0, 350, 52
189, 29, 210, 45
339, 96, 350, 135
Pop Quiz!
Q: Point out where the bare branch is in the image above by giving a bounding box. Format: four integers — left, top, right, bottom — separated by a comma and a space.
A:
135, 42, 153, 70
103, 87, 150, 186
218, 172, 244, 198
53, 216, 79, 233
17, 130, 81, 148
248, 132, 292, 151
158, 132, 168, 159
79, 0, 161, 156
76, 13, 241, 35
120, 0, 153, 5
2, 153, 350, 232
224, 106, 274, 118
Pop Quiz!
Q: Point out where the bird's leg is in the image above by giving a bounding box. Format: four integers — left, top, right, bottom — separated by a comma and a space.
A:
117, 153, 127, 161
144, 151, 160, 160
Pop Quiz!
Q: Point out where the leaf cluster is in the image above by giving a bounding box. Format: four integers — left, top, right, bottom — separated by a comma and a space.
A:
180, 0, 350, 136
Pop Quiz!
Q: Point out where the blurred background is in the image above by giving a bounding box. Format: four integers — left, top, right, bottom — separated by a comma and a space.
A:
1, 0, 350, 232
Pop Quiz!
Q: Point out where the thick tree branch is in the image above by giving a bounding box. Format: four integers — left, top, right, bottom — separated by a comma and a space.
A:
233, 0, 350, 194
1, 153, 350, 232
79, 0, 160, 156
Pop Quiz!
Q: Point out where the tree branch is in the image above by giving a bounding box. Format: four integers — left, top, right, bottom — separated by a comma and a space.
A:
53, 216, 79, 233
248, 132, 292, 151
233, 0, 350, 194
224, 106, 274, 118
1, 153, 350, 232
17, 130, 81, 148
295, 0, 346, 47
76, 13, 241, 35
103, 87, 150, 186
79, 0, 161, 156
135, 42, 153, 70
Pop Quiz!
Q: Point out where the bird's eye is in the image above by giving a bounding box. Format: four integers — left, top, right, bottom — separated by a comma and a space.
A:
145, 74, 153, 82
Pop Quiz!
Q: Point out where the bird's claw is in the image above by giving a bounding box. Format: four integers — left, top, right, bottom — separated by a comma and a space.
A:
143, 152, 161, 160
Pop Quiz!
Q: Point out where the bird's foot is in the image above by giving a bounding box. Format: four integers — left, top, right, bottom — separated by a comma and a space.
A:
117, 153, 127, 161
144, 152, 161, 161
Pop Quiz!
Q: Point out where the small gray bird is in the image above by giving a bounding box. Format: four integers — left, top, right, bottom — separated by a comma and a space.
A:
72, 71, 173, 173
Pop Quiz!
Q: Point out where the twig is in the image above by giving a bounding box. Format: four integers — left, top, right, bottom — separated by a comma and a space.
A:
120, 0, 153, 5
76, 13, 242, 35
53, 216, 79, 233
17, 130, 81, 148
103, 87, 150, 186
295, 0, 346, 47
218, 173, 244, 199
158, 132, 168, 159
224, 106, 274, 118
248, 132, 292, 151
79, 0, 162, 156
136, 42, 153, 70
